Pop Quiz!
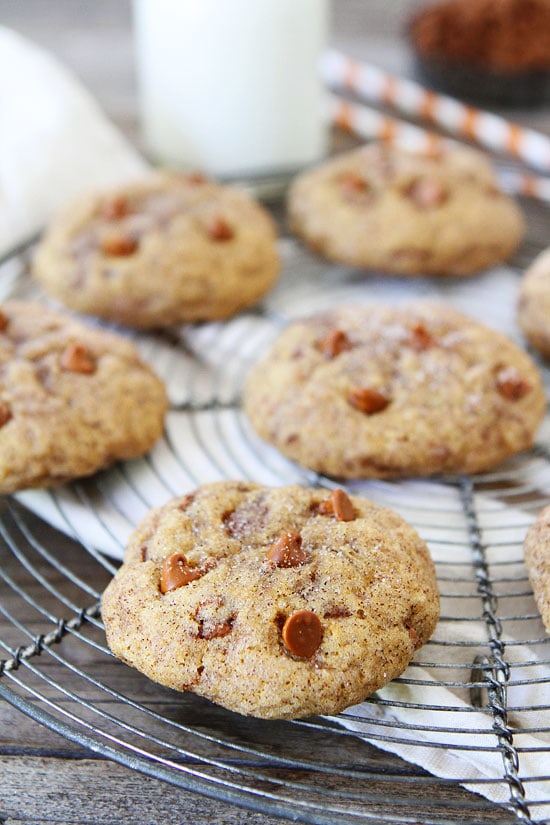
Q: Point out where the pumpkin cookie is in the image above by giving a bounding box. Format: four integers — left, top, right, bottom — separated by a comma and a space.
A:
101, 481, 440, 719
33, 172, 280, 329
0, 300, 167, 493
287, 142, 524, 276
518, 247, 550, 359
524, 505, 550, 633
243, 302, 545, 478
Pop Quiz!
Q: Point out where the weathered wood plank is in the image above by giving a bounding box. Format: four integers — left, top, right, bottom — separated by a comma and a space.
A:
0, 757, 291, 825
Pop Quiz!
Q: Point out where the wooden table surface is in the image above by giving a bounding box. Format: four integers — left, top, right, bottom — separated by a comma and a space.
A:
0, 3, 549, 824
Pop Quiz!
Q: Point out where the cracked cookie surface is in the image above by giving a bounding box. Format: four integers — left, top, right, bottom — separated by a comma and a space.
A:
287, 142, 524, 276
0, 300, 167, 493
243, 302, 545, 478
101, 481, 440, 719
33, 172, 280, 329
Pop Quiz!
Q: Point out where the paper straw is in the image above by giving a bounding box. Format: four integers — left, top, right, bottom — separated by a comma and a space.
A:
321, 49, 550, 175
326, 93, 445, 155
325, 94, 550, 205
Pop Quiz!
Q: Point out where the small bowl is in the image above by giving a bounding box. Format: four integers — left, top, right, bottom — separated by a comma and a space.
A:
411, 51, 550, 108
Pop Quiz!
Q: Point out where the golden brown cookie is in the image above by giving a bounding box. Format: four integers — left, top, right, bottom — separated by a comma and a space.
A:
101, 481, 440, 719
0, 300, 167, 493
287, 142, 524, 276
524, 505, 550, 632
33, 172, 280, 329
243, 302, 545, 479
518, 247, 550, 359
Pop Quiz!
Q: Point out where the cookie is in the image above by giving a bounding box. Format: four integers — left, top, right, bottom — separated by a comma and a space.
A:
287, 142, 525, 276
243, 302, 545, 479
101, 481, 439, 719
524, 505, 550, 632
0, 300, 167, 493
32, 172, 280, 329
518, 247, 550, 359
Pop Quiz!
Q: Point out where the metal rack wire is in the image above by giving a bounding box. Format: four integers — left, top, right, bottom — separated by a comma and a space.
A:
0, 196, 549, 825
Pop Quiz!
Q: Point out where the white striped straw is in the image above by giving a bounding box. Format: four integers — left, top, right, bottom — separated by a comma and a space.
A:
325, 94, 550, 204
321, 49, 550, 175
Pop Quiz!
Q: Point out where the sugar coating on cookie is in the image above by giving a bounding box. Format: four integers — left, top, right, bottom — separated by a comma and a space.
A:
33, 172, 280, 329
287, 142, 525, 276
518, 247, 550, 359
243, 302, 545, 478
0, 301, 168, 493
524, 505, 550, 633
101, 481, 440, 719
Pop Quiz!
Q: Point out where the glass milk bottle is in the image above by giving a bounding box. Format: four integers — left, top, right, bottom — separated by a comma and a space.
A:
133, 0, 330, 179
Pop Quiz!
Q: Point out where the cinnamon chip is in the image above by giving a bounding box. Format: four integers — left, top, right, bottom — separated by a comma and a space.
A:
60, 342, 96, 374
187, 171, 207, 185
100, 195, 129, 221
495, 366, 532, 400
409, 322, 434, 352
0, 401, 12, 427
199, 620, 234, 639
160, 553, 203, 593
0, 309, 9, 332
348, 386, 390, 414
405, 177, 448, 209
100, 231, 138, 256
318, 489, 356, 522
206, 216, 234, 241
318, 329, 353, 358
267, 530, 308, 567
407, 625, 420, 649
281, 610, 323, 658
340, 172, 370, 200
178, 493, 195, 511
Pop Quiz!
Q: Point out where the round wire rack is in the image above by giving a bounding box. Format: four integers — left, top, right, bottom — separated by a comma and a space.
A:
0, 195, 549, 825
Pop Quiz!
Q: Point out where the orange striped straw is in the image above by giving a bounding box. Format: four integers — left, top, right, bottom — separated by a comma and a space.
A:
326, 94, 445, 155
321, 50, 550, 175
325, 94, 550, 204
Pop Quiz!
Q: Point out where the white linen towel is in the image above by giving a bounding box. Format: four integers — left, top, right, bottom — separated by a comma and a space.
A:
0, 25, 147, 257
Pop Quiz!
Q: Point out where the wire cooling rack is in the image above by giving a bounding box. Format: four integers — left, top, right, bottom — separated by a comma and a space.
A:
0, 194, 549, 825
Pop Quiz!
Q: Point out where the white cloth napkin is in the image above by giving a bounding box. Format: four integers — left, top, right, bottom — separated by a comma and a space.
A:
0, 26, 147, 257
330, 504, 550, 820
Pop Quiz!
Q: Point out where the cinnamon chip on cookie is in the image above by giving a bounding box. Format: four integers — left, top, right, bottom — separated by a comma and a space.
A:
102, 481, 439, 719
